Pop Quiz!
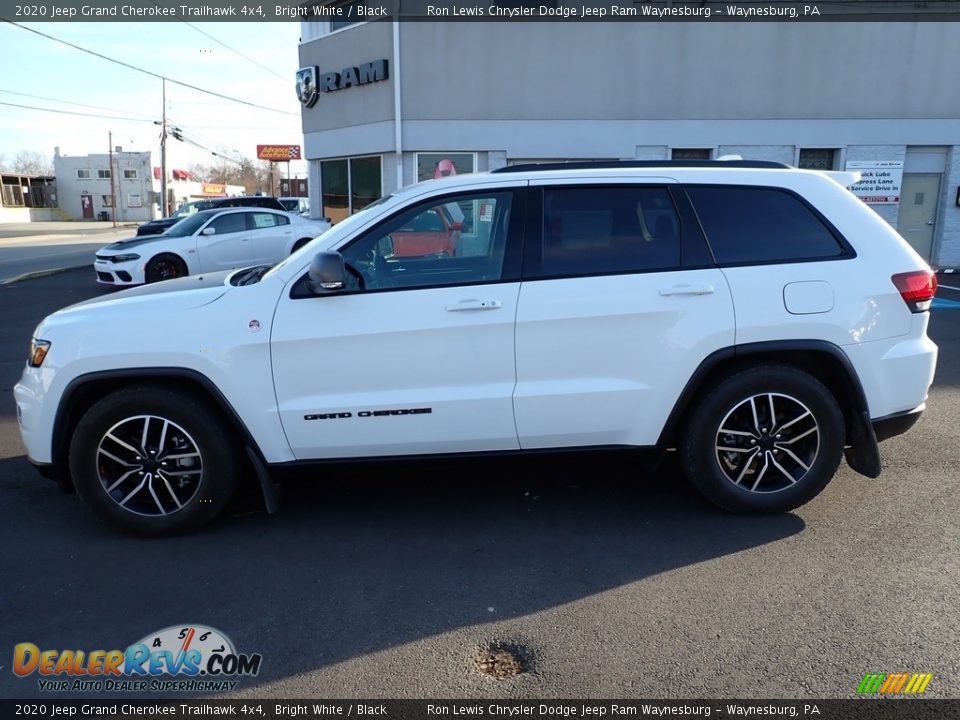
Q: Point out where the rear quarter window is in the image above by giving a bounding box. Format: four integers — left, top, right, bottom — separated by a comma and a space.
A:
686, 186, 848, 265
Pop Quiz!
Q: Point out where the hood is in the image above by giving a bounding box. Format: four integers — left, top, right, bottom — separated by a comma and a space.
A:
102, 233, 177, 251
55, 270, 233, 315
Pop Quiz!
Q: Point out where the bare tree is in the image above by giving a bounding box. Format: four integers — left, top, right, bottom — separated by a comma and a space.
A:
13, 150, 54, 176
0, 153, 8, 172
188, 157, 272, 194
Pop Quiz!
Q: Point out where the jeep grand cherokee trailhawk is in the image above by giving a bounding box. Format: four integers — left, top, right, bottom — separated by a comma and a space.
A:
15, 161, 938, 534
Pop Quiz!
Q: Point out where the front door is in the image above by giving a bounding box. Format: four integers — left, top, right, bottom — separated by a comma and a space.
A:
271, 187, 524, 459
194, 211, 253, 272
81, 194, 93, 219
897, 173, 941, 261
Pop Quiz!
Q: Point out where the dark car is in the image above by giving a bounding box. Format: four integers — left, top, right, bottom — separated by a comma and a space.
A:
136, 196, 287, 236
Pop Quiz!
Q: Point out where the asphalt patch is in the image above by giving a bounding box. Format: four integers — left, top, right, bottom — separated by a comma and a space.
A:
474, 642, 528, 680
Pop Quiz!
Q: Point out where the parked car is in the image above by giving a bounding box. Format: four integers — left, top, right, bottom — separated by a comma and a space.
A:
279, 197, 310, 215
136, 196, 288, 237
94, 207, 331, 285
16, 160, 938, 534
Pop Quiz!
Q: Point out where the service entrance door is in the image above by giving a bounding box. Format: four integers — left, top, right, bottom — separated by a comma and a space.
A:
81, 194, 94, 219
898, 173, 941, 261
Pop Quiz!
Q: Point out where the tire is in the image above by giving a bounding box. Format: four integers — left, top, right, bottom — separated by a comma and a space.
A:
291, 238, 312, 254
144, 254, 187, 283
679, 365, 845, 513
68, 386, 239, 535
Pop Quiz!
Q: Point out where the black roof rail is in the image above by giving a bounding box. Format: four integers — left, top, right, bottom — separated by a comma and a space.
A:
491, 160, 791, 173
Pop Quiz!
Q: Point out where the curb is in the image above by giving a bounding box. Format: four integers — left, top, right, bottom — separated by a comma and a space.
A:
0, 264, 88, 286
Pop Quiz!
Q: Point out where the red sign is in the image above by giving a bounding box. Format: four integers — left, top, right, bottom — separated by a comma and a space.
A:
257, 145, 302, 161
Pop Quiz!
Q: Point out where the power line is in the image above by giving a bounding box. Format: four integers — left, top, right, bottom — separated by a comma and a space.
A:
0, 87, 157, 119
0, 100, 156, 123
182, 22, 288, 81
3, 21, 299, 117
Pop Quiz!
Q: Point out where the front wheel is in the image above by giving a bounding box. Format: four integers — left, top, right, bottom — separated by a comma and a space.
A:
679, 365, 845, 513
68, 386, 239, 535
144, 253, 187, 283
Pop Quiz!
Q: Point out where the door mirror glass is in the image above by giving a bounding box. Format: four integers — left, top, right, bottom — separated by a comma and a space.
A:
201, 227, 216, 236
308, 251, 348, 294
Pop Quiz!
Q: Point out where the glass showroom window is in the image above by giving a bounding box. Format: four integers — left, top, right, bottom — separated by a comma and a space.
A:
798, 149, 838, 170
671, 148, 713, 161
416, 153, 476, 182
321, 156, 382, 224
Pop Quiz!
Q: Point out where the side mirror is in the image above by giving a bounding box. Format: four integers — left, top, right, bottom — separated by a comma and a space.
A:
449, 222, 463, 232
308, 251, 348, 295
201, 227, 216, 236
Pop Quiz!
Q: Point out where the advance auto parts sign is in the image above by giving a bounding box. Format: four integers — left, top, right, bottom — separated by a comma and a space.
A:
845, 160, 903, 204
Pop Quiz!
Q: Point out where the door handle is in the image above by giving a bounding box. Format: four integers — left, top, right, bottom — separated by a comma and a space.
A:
659, 284, 715, 296
446, 299, 502, 311
926, 221, 935, 226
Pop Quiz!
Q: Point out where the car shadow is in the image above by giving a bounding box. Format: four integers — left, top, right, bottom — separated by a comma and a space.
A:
0, 451, 805, 698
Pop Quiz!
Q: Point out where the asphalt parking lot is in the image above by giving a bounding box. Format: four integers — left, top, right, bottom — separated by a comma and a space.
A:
1, 269, 958, 700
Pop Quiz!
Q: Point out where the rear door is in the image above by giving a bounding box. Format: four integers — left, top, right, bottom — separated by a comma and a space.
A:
513, 180, 735, 448
248, 211, 294, 264
195, 211, 254, 272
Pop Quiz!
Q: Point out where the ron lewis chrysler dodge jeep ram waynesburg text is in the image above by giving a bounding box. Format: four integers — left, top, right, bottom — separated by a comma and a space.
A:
15, 161, 938, 534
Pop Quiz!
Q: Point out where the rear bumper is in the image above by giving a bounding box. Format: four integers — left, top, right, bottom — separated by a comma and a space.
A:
872, 405, 924, 442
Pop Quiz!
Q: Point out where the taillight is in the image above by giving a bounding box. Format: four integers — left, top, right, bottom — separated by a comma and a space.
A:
892, 269, 937, 312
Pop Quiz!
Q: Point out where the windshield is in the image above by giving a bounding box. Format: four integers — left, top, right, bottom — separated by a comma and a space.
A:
164, 211, 215, 238
279, 199, 299, 212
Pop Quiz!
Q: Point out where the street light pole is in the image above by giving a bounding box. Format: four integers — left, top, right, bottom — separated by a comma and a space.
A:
160, 78, 167, 217
108, 130, 117, 228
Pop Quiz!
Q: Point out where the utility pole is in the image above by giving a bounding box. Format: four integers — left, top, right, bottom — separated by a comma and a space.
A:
108, 130, 117, 228
160, 78, 168, 217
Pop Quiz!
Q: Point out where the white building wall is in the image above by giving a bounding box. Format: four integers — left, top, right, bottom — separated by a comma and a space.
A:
54, 152, 154, 222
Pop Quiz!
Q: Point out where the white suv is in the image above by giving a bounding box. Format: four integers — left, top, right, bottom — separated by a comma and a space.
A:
14, 161, 938, 534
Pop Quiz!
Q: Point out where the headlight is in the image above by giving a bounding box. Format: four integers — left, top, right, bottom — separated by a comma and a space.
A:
29, 339, 51, 368
110, 253, 141, 263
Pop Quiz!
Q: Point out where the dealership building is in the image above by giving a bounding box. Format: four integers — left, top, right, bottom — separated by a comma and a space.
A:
297, 16, 960, 267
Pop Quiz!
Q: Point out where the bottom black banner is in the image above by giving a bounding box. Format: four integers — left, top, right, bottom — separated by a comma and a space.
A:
0, 700, 953, 720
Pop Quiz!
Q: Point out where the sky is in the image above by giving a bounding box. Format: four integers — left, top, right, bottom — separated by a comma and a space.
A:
0, 21, 308, 178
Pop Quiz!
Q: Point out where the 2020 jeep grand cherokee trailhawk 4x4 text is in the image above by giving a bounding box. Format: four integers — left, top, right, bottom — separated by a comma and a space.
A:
15, 161, 938, 534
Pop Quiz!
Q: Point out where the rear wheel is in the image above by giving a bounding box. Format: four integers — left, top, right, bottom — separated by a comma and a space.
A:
291, 238, 313, 254
679, 365, 845, 513
144, 253, 187, 283
69, 386, 238, 535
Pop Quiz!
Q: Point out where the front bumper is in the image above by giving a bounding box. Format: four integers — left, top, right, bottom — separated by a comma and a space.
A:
93, 258, 142, 286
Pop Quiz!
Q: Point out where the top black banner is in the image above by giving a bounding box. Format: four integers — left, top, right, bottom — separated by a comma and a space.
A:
4, 0, 960, 23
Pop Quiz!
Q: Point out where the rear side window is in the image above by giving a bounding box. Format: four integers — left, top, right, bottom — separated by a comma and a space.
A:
686, 186, 846, 265
540, 186, 681, 277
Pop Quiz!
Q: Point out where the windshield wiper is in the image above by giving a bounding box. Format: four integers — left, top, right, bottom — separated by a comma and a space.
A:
233, 264, 273, 286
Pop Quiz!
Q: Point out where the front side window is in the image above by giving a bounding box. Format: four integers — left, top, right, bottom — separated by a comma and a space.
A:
539, 186, 682, 277
338, 191, 514, 292
686, 186, 846, 265
207, 212, 248, 235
